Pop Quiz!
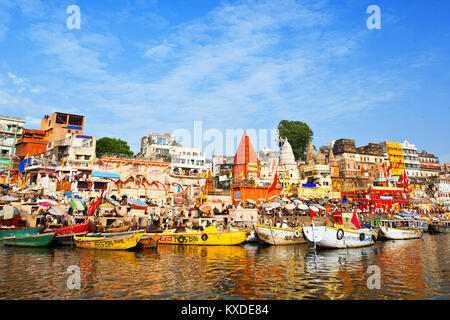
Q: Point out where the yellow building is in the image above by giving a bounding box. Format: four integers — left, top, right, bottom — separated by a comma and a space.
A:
383, 141, 405, 176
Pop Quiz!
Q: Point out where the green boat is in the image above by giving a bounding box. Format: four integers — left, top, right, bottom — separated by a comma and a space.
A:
0, 227, 44, 239
0, 232, 55, 247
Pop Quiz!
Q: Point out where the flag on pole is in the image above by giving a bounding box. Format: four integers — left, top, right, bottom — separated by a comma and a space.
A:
86, 189, 105, 217
60, 159, 65, 167
309, 208, 315, 220
360, 166, 365, 175
267, 171, 278, 194
351, 211, 361, 229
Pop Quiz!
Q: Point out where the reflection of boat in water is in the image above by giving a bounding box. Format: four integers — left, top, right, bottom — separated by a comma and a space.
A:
147, 226, 248, 246
302, 225, 377, 249
304, 246, 374, 272
254, 224, 306, 245
74, 232, 143, 250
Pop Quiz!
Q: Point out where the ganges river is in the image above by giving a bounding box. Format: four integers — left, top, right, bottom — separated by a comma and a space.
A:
0, 233, 448, 300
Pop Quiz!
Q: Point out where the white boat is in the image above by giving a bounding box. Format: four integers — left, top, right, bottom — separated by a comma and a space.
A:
302, 225, 377, 249
229, 225, 258, 242
378, 225, 422, 240
254, 224, 306, 245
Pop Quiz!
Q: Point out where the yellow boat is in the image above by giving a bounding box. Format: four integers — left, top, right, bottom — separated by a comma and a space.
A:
74, 232, 143, 250
146, 226, 248, 246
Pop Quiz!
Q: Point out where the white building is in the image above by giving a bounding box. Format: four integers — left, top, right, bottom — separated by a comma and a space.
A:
400, 140, 421, 178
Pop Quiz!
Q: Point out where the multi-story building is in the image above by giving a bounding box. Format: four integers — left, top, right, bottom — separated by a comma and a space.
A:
400, 140, 421, 178
378, 141, 405, 178
418, 150, 440, 177
40, 112, 84, 143
15, 129, 48, 159
138, 133, 177, 162
442, 163, 450, 176
170, 146, 206, 177
45, 134, 96, 169
331, 139, 382, 188
0, 115, 25, 180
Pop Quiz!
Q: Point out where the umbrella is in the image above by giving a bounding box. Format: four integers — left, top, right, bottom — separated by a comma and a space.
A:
270, 202, 281, 209
246, 199, 256, 204
38, 199, 57, 205
268, 195, 279, 200
309, 206, 319, 212
315, 205, 326, 210
127, 199, 148, 207
0, 195, 18, 202
69, 199, 85, 211
48, 207, 64, 216
285, 204, 296, 210
281, 198, 290, 202
0, 206, 20, 220
257, 198, 266, 202
39, 202, 51, 207
293, 199, 302, 205
297, 204, 309, 210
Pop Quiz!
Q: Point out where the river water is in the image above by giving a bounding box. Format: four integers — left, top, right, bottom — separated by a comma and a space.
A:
0, 233, 448, 300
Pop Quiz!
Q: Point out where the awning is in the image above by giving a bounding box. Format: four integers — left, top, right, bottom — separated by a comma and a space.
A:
127, 199, 148, 207
91, 171, 120, 179
0, 206, 19, 220
69, 199, 85, 210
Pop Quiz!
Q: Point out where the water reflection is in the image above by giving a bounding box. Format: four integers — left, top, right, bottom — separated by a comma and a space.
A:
0, 234, 448, 299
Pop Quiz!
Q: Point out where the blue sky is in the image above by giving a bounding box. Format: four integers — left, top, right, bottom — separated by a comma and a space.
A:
0, 0, 449, 161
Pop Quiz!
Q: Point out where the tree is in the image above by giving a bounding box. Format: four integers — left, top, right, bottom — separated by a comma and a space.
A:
277, 120, 313, 161
96, 137, 134, 157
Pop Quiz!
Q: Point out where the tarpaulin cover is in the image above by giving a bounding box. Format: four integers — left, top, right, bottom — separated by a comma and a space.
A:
91, 171, 120, 179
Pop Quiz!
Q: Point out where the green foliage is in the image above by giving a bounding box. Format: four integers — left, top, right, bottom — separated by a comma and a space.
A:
96, 137, 134, 157
277, 120, 313, 161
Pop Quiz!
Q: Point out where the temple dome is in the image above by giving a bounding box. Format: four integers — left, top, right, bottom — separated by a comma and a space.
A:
279, 138, 297, 167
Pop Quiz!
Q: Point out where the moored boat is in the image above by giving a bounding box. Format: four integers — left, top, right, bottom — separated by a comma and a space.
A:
0, 227, 44, 240
44, 222, 91, 235
74, 232, 144, 250
147, 226, 248, 246
230, 225, 258, 242
302, 225, 377, 248
254, 224, 306, 245
378, 225, 422, 240
429, 221, 450, 233
138, 234, 161, 249
0, 232, 55, 247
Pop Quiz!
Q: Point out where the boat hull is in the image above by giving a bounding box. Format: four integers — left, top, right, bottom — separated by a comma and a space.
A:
254, 224, 306, 245
378, 226, 422, 240
429, 224, 450, 233
139, 234, 161, 249
147, 230, 248, 246
1, 233, 55, 247
230, 226, 259, 242
74, 233, 143, 250
302, 226, 377, 248
45, 222, 90, 235
0, 227, 44, 239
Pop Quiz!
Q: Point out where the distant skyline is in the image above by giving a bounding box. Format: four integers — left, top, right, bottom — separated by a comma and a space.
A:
1, 0, 449, 161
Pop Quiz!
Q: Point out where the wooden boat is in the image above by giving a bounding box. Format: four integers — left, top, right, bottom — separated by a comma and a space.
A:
0, 232, 55, 247
74, 232, 144, 250
429, 221, 450, 233
105, 225, 130, 233
146, 226, 248, 246
54, 232, 90, 246
138, 234, 161, 249
230, 225, 258, 242
378, 225, 422, 240
254, 224, 306, 245
85, 229, 145, 238
45, 222, 91, 235
0, 227, 44, 240
302, 225, 377, 248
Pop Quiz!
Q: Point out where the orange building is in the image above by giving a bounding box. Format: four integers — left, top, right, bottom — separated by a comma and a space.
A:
40, 112, 84, 143
232, 132, 260, 181
15, 129, 48, 159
